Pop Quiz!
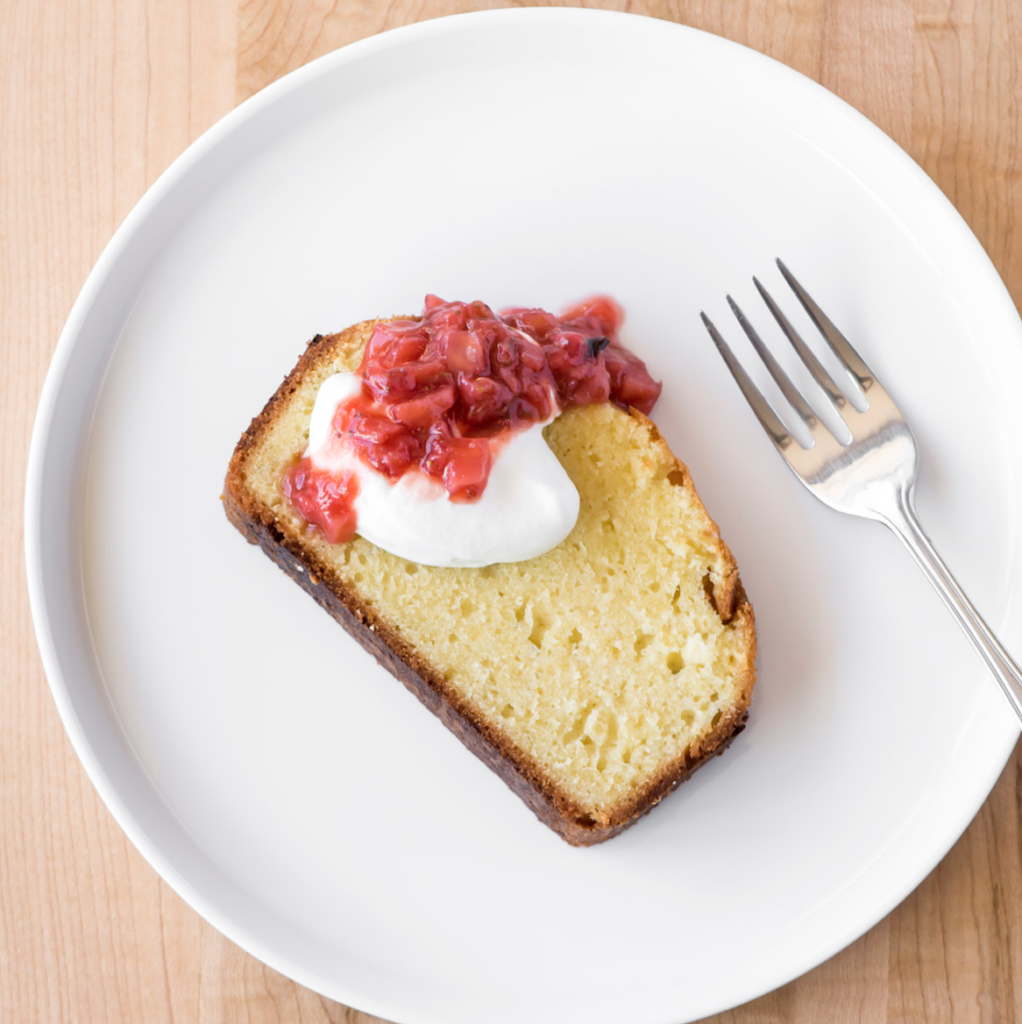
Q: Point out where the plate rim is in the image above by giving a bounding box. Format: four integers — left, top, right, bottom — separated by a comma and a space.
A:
24, 8, 1022, 1023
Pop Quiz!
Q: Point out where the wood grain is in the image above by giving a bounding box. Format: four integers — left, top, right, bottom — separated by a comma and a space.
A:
3, 1, 1022, 1022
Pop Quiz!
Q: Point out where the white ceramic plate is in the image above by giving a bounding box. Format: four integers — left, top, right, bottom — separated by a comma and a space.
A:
26, 9, 1022, 1023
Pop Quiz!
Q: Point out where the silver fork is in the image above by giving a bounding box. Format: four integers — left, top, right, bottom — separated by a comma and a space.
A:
702, 259, 1022, 724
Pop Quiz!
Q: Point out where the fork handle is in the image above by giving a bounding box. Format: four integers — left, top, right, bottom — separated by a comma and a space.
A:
878, 488, 1022, 725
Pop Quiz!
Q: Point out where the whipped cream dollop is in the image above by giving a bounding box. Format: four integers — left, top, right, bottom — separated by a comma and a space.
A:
306, 373, 579, 568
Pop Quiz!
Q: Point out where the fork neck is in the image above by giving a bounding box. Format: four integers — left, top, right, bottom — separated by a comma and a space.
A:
871, 484, 1022, 724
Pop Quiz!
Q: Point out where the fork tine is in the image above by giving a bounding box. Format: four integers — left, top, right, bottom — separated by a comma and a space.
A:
700, 312, 799, 451
727, 294, 824, 433
753, 277, 848, 410
777, 259, 874, 394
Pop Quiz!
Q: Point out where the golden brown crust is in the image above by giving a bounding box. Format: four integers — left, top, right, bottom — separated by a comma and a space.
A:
630, 408, 747, 626
224, 323, 756, 846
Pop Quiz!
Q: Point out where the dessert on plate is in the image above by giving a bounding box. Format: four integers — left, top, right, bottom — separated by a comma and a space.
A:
224, 295, 756, 845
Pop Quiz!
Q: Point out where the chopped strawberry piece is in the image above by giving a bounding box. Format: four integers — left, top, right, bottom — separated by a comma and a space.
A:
446, 331, 489, 374
559, 295, 624, 336
423, 435, 492, 501
569, 364, 612, 406
362, 360, 450, 401
502, 307, 560, 341
456, 375, 514, 426
522, 381, 555, 420
284, 458, 360, 544
386, 385, 456, 428
604, 347, 662, 414
376, 331, 428, 368
364, 433, 423, 478
345, 412, 406, 445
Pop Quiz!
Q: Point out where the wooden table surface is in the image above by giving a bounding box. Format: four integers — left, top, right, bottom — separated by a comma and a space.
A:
4, 1, 1022, 1021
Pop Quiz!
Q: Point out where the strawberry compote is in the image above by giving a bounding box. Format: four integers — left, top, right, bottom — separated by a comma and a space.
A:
284, 295, 661, 545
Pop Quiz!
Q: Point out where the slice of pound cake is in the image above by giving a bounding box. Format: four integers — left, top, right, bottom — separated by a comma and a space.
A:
224, 300, 756, 845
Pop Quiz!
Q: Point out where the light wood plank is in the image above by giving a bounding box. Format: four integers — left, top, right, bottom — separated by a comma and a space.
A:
0, 2, 237, 1022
